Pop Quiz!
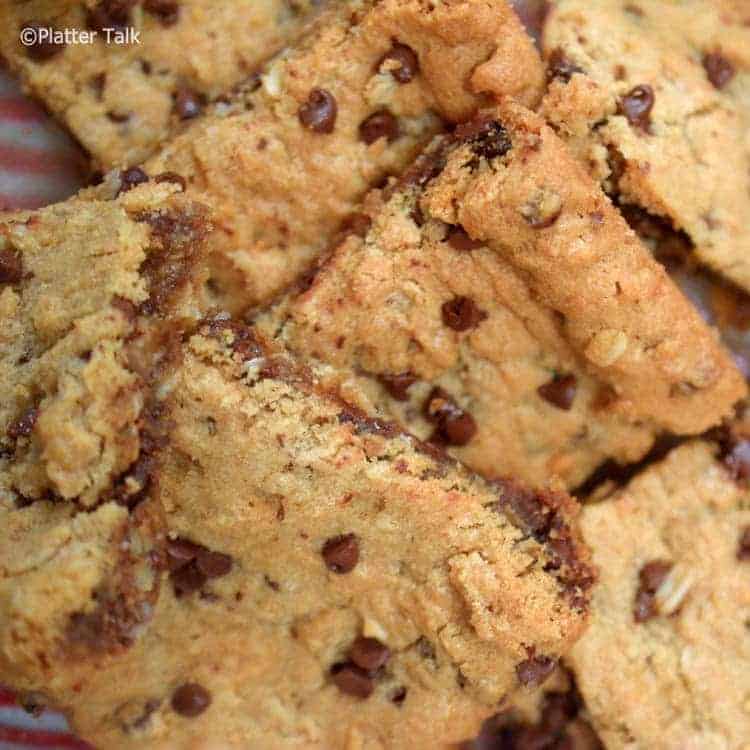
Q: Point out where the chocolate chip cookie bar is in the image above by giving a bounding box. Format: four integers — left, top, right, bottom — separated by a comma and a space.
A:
113, 0, 545, 312
257, 102, 745, 488
2, 319, 594, 749
0, 180, 210, 704
568, 436, 750, 749
540, 0, 750, 294
0, 0, 324, 169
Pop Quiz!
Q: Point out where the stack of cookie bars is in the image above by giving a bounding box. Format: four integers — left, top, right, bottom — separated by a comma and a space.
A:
1, 1, 749, 748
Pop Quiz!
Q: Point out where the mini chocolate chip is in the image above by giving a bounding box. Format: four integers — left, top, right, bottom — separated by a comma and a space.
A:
6, 407, 39, 441
738, 527, 750, 561
703, 51, 735, 90
516, 655, 556, 687
619, 85, 654, 130
379, 43, 419, 83
174, 87, 203, 120
633, 559, 672, 622
117, 167, 149, 196
378, 372, 417, 401
359, 110, 399, 145
322, 533, 359, 573
546, 48, 583, 83
171, 560, 207, 597
21, 22, 65, 61
155, 171, 187, 191
330, 663, 374, 698
538, 374, 577, 411
441, 296, 487, 332
298, 88, 337, 134
171, 683, 211, 717
87, 0, 135, 33
424, 388, 477, 446
0, 246, 23, 285
143, 0, 180, 26
390, 686, 408, 705
196, 550, 233, 579
446, 225, 483, 251
349, 637, 390, 672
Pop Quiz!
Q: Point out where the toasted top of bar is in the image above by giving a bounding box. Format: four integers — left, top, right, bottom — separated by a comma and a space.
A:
4, 321, 593, 749
541, 0, 750, 293
259, 103, 744, 488
569, 437, 750, 749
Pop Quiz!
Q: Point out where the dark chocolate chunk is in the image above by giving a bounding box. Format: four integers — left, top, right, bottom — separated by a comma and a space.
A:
0, 246, 23, 285
379, 43, 419, 83
516, 655, 556, 687
117, 167, 149, 196
359, 110, 399, 145
171, 683, 211, 717
633, 559, 672, 622
538, 374, 577, 411
619, 85, 654, 130
378, 372, 417, 401
143, 0, 180, 26
703, 51, 735, 90
174, 87, 203, 120
455, 117, 512, 162
6, 407, 39, 441
87, 0, 136, 33
546, 48, 583, 83
298, 88, 337, 134
196, 550, 233, 579
322, 533, 359, 573
441, 296, 487, 332
424, 388, 477, 446
349, 637, 390, 672
170, 560, 207, 597
330, 663, 374, 699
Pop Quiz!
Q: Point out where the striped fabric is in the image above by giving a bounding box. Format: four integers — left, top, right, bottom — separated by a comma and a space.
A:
0, 70, 86, 212
0, 69, 90, 750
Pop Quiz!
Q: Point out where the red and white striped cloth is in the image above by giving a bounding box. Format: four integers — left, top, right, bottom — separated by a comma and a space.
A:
0, 68, 89, 750
0, 71, 86, 212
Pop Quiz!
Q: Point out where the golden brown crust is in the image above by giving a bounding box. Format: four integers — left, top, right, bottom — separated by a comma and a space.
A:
541, 0, 750, 294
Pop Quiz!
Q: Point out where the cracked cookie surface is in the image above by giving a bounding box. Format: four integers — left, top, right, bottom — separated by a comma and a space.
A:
258, 103, 745, 488
569, 438, 750, 749
0, 0, 324, 169
541, 0, 750, 294
8, 322, 593, 749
